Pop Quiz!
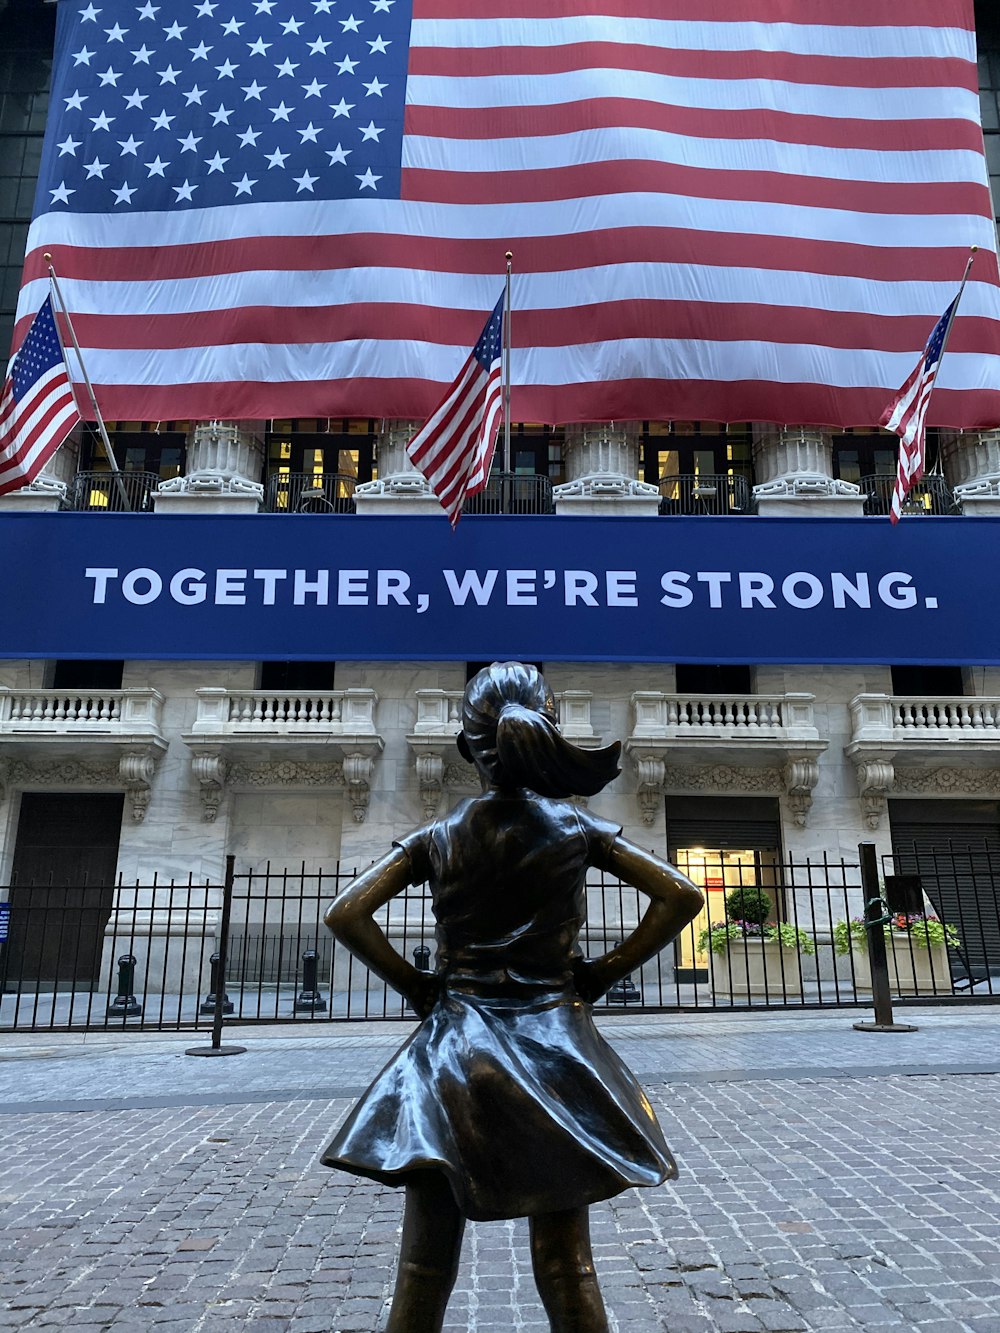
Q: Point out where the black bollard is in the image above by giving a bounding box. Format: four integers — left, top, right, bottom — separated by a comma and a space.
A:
106, 953, 142, 1018
607, 939, 642, 1005
199, 951, 234, 1015
294, 947, 328, 1012
413, 944, 431, 972
853, 842, 918, 1034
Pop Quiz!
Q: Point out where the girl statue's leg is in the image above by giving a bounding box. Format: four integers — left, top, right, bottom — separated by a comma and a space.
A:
529, 1205, 610, 1333
385, 1170, 466, 1333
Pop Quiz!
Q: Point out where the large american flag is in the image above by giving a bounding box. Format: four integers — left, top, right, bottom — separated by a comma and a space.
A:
14, 0, 1000, 426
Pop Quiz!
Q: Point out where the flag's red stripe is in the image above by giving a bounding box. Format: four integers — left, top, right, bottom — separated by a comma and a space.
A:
404, 100, 985, 154
35, 303, 1000, 357
403, 160, 990, 215
22, 232, 996, 289
409, 43, 976, 92
412, 0, 971, 28
0, 389, 76, 463
82, 378, 1000, 432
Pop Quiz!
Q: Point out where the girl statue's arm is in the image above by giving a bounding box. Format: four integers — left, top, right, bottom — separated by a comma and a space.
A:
324, 847, 440, 1018
573, 836, 704, 1004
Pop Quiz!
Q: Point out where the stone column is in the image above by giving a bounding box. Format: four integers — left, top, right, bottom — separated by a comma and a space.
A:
153, 420, 264, 513
553, 421, 659, 516
752, 426, 864, 517
0, 428, 80, 511
940, 429, 1000, 515
353, 418, 443, 514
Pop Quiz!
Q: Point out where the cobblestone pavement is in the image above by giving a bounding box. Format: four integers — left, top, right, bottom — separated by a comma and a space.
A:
1, 1007, 999, 1332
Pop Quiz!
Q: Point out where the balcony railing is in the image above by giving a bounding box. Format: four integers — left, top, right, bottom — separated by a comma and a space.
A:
631, 692, 820, 740
0, 687, 164, 734
69, 470, 160, 512
462, 472, 554, 515
658, 473, 752, 515
860, 474, 957, 517
265, 472, 357, 514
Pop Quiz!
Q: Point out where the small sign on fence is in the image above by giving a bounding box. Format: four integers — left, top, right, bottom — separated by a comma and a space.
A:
0, 904, 9, 943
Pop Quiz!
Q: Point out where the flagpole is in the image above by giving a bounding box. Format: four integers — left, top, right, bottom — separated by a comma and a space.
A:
926, 245, 977, 477
43, 252, 131, 512
936, 245, 977, 368
503, 251, 512, 477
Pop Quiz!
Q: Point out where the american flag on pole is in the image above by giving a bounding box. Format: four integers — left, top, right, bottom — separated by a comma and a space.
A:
0, 295, 81, 497
407, 292, 503, 526
881, 295, 960, 524
13, 0, 1000, 427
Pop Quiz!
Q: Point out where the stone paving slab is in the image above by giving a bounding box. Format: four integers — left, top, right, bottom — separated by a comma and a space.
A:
1, 1007, 999, 1332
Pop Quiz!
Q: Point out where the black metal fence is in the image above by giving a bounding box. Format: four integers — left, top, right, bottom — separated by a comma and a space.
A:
1, 847, 997, 1031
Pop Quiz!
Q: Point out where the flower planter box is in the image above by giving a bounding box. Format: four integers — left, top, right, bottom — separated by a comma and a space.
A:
709, 938, 804, 1000
849, 938, 952, 998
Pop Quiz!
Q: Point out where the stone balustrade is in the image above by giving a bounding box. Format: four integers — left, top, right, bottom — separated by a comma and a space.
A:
0, 687, 166, 821
846, 694, 1000, 829
631, 692, 819, 739
0, 687, 164, 732
626, 691, 826, 826
190, 687, 379, 736
183, 687, 383, 823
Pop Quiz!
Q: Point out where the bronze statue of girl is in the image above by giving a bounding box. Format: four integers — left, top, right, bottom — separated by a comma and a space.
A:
322, 662, 703, 1332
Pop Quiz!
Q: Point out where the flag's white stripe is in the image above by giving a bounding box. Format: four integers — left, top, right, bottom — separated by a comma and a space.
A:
64, 339, 1000, 392
409, 18, 976, 63
403, 129, 986, 186
17, 266, 1000, 326
407, 71, 979, 123
0, 406, 76, 480
24, 195, 999, 268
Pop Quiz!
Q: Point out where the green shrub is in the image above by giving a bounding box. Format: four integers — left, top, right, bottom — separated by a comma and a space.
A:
725, 884, 772, 926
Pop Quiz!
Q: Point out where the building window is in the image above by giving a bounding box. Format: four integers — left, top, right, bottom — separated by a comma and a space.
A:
258, 661, 336, 692
640, 422, 753, 486
266, 420, 375, 489
674, 663, 754, 695
82, 423, 188, 482
0, 0, 55, 382
979, 0, 1000, 225
50, 660, 124, 690
890, 665, 966, 697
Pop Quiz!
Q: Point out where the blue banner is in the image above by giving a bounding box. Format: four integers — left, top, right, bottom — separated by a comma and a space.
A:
0, 513, 994, 664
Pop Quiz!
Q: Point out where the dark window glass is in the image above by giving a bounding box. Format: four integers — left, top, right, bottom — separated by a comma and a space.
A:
51, 660, 125, 690
0, 1, 56, 382
259, 661, 337, 691
890, 665, 966, 696
674, 664, 754, 695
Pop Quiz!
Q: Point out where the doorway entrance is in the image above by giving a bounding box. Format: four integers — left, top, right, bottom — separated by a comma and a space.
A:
4, 792, 124, 989
666, 797, 783, 982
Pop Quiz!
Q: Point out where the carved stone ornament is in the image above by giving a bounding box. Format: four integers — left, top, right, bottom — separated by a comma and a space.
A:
0, 755, 158, 821
663, 764, 785, 794
225, 760, 346, 788
890, 765, 1000, 796
783, 758, 820, 828
415, 753, 445, 818
342, 752, 375, 822
118, 749, 158, 822
855, 759, 895, 830
192, 751, 228, 823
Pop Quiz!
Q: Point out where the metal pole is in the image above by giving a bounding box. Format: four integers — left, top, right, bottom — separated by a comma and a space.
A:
187, 855, 246, 1056
43, 253, 132, 511
853, 842, 918, 1034
503, 251, 512, 477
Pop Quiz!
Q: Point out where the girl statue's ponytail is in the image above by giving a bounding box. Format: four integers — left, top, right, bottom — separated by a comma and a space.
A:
460, 662, 621, 798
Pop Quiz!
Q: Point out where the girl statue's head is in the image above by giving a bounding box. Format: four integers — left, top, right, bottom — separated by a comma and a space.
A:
457, 661, 621, 798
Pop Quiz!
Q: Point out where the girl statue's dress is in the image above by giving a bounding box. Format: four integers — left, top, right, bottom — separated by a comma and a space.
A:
322, 663, 703, 1333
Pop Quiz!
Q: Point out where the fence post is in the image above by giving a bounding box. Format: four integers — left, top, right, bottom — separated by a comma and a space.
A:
187, 855, 246, 1057
106, 953, 142, 1018
293, 948, 328, 1012
199, 952, 234, 1015
853, 842, 918, 1034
